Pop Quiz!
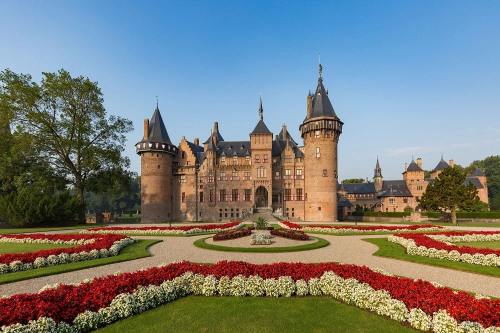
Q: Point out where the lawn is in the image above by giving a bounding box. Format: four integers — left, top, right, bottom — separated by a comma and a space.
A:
453, 240, 500, 249
339, 220, 500, 228
0, 242, 71, 254
364, 238, 500, 277
0, 239, 161, 284
95, 296, 419, 333
193, 236, 330, 253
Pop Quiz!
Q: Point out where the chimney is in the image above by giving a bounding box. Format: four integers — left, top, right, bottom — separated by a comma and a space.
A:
213, 121, 219, 133
143, 119, 149, 140
404, 162, 408, 171
416, 157, 423, 169
194, 137, 199, 146
306, 94, 313, 119
449, 159, 455, 167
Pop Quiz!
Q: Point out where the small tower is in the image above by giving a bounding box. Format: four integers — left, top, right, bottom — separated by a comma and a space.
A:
136, 104, 178, 222
374, 157, 383, 192
300, 63, 343, 221
250, 97, 273, 209
430, 155, 449, 179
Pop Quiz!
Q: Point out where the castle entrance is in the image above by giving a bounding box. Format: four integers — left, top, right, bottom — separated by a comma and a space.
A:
255, 186, 268, 208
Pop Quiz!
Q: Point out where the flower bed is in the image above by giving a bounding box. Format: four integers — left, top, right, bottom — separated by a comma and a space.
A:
1, 261, 498, 332
271, 229, 310, 241
87, 222, 242, 236
388, 231, 500, 267
280, 221, 443, 234
250, 233, 272, 245
213, 229, 251, 241
0, 233, 134, 274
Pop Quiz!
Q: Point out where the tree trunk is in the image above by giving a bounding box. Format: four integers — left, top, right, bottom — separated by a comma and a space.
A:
75, 183, 86, 225
451, 206, 457, 225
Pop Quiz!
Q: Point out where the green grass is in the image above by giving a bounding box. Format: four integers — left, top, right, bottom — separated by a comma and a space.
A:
341, 220, 500, 228
364, 238, 500, 277
454, 240, 500, 249
193, 236, 329, 253
0, 224, 108, 235
0, 242, 71, 254
95, 296, 419, 333
0, 239, 161, 285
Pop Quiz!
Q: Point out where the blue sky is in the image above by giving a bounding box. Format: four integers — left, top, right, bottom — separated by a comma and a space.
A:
1, 0, 499, 180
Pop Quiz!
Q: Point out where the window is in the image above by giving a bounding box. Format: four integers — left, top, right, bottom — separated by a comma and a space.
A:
255, 155, 260, 163
220, 171, 226, 181
403, 198, 408, 204
244, 171, 251, 180
244, 189, 251, 201
316, 147, 320, 158
181, 192, 185, 203
233, 156, 238, 165
296, 188, 303, 201
285, 169, 291, 179
232, 189, 238, 202
263, 154, 268, 163
157, 164, 160, 169
315, 130, 320, 138
318, 206, 321, 211
245, 156, 250, 164
209, 190, 214, 202
221, 156, 226, 164
275, 171, 280, 179
322, 169, 327, 177
220, 189, 227, 202
284, 189, 292, 201
179, 175, 186, 183
389, 198, 396, 205
181, 151, 185, 159
417, 185, 423, 191
257, 166, 266, 178
232, 171, 238, 180
199, 192, 204, 203
208, 175, 214, 183
296, 169, 303, 179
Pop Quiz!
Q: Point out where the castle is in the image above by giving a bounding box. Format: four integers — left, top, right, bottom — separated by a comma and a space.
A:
136, 64, 342, 222
337, 157, 489, 218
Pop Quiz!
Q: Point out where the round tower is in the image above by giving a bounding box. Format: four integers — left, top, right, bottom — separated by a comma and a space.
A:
136, 105, 178, 222
300, 64, 343, 222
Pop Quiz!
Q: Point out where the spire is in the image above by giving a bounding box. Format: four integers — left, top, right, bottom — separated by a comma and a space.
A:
148, 105, 172, 144
303, 62, 339, 120
258, 96, 264, 121
318, 63, 323, 81
155, 96, 159, 110
374, 157, 383, 179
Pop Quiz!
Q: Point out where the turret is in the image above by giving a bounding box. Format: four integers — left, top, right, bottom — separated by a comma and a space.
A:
300, 64, 343, 221
136, 104, 178, 222
374, 157, 383, 192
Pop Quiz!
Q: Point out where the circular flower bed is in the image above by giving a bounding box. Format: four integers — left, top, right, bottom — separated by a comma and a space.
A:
194, 235, 329, 253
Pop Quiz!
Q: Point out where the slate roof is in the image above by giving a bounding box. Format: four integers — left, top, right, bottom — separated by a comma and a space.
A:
337, 197, 353, 207
186, 141, 204, 164
469, 168, 485, 177
217, 141, 251, 157
250, 119, 272, 135
465, 177, 484, 189
303, 65, 339, 121
272, 126, 303, 158
405, 160, 423, 172
342, 183, 376, 194
148, 107, 172, 144
378, 180, 412, 197
433, 158, 449, 172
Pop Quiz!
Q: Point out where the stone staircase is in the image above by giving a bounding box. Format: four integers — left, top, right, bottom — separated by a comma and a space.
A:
244, 208, 281, 224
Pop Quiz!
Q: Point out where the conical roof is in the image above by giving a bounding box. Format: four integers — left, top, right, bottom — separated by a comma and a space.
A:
250, 97, 272, 135
304, 64, 339, 121
148, 107, 172, 144
405, 159, 423, 172
374, 158, 383, 178
433, 157, 449, 172
470, 167, 485, 177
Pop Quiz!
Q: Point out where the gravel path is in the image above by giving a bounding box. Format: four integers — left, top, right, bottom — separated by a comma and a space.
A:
1, 232, 499, 297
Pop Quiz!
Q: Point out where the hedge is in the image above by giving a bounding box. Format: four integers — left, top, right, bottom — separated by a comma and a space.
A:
422, 211, 500, 219
351, 211, 410, 218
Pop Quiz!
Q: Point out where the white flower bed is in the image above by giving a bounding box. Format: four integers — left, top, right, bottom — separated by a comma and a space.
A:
388, 235, 500, 267
250, 233, 272, 245
0, 237, 135, 275
86, 223, 244, 236
279, 222, 442, 234
2, 270, 497, 333
0, 236, 95, 246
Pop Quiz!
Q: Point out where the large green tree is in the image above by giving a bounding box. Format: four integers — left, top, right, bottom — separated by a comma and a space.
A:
0, 69, 132, 223
418, 167, 481, 225
342, 178, 365, 184
468, 155, 500, 210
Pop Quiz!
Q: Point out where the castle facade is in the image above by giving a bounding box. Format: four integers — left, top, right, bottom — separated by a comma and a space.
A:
136, 65, 343, 222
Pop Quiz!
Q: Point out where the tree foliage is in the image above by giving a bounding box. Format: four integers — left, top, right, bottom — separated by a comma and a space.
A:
0, 69, 133, 223
468, 155, 500, 210
418, 167, 481, 224
342, 178, 365, 184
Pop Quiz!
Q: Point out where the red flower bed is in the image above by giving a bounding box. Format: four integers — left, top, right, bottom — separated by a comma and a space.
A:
282, 221, 441, 232
396, 231, 500, 256
89, 222, 239, 232
1, 261, 498, 328
0, 234, 128, 265
270, 229, 310, 240
213, 229, 251, 241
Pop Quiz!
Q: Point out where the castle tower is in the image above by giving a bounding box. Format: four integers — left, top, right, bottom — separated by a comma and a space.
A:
136, 104, 178, 222
300, 64, 343, 221
374, 157, 383, 192
250, 97, 273, 209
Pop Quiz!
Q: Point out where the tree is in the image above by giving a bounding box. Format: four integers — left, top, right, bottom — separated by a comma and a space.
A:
0, 69, 133, 223
468, 155, 500, 210
342, 178, 365, 184
418, 167, 481, 225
